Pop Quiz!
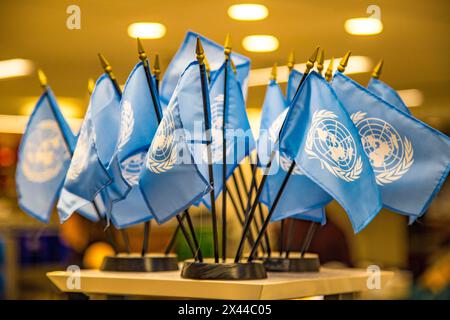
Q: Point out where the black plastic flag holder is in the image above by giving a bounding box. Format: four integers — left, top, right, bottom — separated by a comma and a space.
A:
180, 37, 267, 280
96, 48, 181, 273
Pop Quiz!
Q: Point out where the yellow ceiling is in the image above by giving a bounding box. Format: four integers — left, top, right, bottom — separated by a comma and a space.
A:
0, 0, 449, 130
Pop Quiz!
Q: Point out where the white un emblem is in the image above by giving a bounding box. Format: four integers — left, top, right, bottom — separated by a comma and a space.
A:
121, 152, 145, 185
146, 103, 178, 173
305, 110, 362, 182
21, 120, 69, 183
351, 112, 414, 185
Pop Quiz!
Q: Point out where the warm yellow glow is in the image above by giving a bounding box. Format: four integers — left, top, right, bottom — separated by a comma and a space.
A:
242, 35, 279, 52
228, 4, 269, 21
0, 59, 34, 80
127, 22, 166, 39
0, 115, 82, 134
345, 18, 383, 35
248, 56, 372, 87
398, 89, 424, 107
21, 97, 83, 118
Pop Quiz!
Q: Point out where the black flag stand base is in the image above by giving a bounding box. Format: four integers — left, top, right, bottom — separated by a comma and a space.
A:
100, 253, 179, 272
181, 259, 267, 280
258, 253, 320, 273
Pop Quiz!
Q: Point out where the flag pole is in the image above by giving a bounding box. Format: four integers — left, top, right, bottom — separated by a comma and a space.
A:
136, 39, 202, 261
226, 55, 268, 257
234, 47, 320, 263
280, 51, 295, 255
196, 37, 220, 263
220, 34, 232, 261
37, 69, 120, 254
371, 59, 384, 79
289, 53, 350, 259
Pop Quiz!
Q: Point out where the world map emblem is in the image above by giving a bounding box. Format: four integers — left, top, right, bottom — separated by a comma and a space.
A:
350, 111, 414, 185
146, 105, 178, 173
121, 152, 145, 185
267, 110, 303, 175
305, 110, 362, 182
21, 120, 69, 183
202, 94, 234, 163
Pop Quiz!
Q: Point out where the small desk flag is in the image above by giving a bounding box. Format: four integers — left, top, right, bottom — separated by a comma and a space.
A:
332, 72, 450, 221
279, 72, 382, 233
16, 88, 75, 222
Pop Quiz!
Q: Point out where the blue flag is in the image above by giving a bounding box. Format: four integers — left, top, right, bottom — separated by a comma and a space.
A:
16, 88, 75, 222
279, 72, 382, 233
257, 79, 330, 224
286, 69, 303, 104
63, 74, 128, 216
367, 78, 411, 114
139, 62, 211, 224
57, 188, 104, 222
332, 72, 450, 222
160, 31, 251, 108
108, 62, 162, 228
198, 62, 256, 209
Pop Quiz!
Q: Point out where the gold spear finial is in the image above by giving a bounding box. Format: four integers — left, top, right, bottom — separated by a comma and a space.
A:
87, 78, 95, 95
337, 50, 351, 73
37, 69, 48, 89
325, 57, 334, 82
371, 59, 384, 79
98, 53, 114, 75
287, 50, 295, 73
317, 49, 325, 75
224, 33, 232, 60
196, 37, 205, 65
305, 46, 320, 73
137, 37, 148, 62
270, 63, 277, 81
153, 53, 161, 81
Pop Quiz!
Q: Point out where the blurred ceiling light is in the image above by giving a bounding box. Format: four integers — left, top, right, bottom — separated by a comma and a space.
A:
345, 18, 383, 35
127, 22, 166, 39
249, 56, 372, 86
228, 4, 269, 21
242, 35, 279, 52
397, 89, 424, 107
0, 59, 34, 80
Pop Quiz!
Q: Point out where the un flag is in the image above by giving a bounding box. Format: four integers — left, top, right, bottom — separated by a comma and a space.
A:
257, 79, 329, 223
368, 78, 411, 114
279, 72, 382, 233
139, 62, 211, 224
108, 62, 162, 228
333, 72, 450, 221
16, 88, 75, 222
160, 31, 251, 108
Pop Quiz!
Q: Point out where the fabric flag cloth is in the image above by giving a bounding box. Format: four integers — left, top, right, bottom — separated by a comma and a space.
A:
139, 62, 211, 224
61, 74, 129, 221
367, 78, 411, 114
108, 62, 163, 228
279, 71, 382, 233
332, 72, 450, 223
257, 79, 329, 224
16, 88, 75, 222
160, 31, 251, 108
195, 61, 256, 209
286, 69, 303, 104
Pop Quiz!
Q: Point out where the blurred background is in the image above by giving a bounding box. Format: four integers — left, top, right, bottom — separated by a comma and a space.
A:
0, 0, 449, 299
